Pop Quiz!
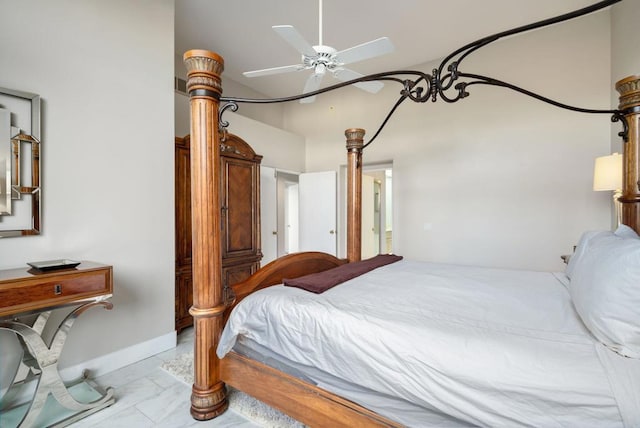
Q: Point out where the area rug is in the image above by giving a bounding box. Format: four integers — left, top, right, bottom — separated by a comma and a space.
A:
160, 352, 304, 427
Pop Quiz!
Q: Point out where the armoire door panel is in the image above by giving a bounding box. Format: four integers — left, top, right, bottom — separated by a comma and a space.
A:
222, 261, 259, 290
222, 157, 260, 259
175, 140, 192, 267
223, 159, 257, 255
175, 270, 193, 333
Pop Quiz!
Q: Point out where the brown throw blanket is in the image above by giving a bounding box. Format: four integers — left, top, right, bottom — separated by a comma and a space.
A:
283, 254, 403, 294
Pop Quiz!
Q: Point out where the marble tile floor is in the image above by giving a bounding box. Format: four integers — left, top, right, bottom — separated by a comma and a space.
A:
68, 328, 261, 428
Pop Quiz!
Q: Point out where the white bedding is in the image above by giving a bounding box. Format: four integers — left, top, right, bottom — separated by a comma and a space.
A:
218, 260, 635, 427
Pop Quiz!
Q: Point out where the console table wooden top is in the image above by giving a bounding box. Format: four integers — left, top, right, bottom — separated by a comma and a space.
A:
0, 261, 113, 318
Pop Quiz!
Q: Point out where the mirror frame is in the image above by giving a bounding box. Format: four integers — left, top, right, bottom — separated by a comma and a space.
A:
0, 108, 10, 215
0, 87, 41, 238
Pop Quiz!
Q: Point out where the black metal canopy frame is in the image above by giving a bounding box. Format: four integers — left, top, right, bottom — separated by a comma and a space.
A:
219, 0, 627, 148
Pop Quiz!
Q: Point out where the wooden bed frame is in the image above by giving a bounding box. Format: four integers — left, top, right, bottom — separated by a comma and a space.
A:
181, 49, 640, 425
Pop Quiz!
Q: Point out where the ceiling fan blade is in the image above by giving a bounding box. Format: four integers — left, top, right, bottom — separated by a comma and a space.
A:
243, 64, 302, 78
272, 25, 317, 57
334, 37, 394, 65
300, 72, 324, 104
333, 68, 384, 94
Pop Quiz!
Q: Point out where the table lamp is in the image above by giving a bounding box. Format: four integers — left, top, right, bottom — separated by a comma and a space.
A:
593, 152, 622, 229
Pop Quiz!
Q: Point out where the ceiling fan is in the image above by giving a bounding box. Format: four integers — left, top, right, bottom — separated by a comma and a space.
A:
243, 0, 394, 103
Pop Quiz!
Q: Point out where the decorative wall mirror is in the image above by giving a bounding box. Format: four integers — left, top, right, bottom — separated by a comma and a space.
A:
0, 87, 41, 238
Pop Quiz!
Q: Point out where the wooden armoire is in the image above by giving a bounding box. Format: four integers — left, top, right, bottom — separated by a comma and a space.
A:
174, 133, 262, 332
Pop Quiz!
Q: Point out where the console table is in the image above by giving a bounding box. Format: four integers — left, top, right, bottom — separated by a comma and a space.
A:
0, 261, 115, 427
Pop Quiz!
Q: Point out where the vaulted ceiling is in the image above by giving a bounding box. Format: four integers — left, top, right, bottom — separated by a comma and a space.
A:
175, 0, 603, 98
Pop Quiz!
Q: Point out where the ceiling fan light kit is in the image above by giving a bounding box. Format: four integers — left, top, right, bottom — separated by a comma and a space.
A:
242, 0, 395, 103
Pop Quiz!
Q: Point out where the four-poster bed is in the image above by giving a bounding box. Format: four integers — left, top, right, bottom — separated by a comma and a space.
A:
182, 0, 640, 426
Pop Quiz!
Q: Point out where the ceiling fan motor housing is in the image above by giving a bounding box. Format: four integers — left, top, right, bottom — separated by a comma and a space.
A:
304, 45, 338, 74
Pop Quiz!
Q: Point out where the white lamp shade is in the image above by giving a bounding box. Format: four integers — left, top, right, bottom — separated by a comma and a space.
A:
593, 152, 622, 191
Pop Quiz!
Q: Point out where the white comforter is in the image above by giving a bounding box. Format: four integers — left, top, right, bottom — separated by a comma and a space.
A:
218, 260, 632, 427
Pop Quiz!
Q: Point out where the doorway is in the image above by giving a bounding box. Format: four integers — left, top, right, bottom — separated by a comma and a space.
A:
260, 168, 300, 265
338, 162, 393, 258
262, 165, 392, 263
276, 171, 300, 257
362, 165, 393, 258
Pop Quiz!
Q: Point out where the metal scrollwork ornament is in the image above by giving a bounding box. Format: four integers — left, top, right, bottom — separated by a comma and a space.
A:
216, 0, 625, 148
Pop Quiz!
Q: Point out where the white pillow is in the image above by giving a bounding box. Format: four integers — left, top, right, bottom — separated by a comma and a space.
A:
565, 230, 611, 279
615, 224, 640, 240
569, 232, 640, 358
564, 226, 638, 279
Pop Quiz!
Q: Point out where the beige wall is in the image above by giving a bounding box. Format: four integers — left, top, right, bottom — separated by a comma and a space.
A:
174, 93, 305, 172
611, 1, 640, 89
283, 11, 613, 271
611, 1, 640, 153
226, 112, 306, 172
0, 0, 175, 370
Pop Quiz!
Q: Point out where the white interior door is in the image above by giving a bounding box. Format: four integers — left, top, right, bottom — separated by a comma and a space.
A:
361, 174, 376, 259
260, 166, 277, 265
299, 171, 337, 255
284, 183, 299, 253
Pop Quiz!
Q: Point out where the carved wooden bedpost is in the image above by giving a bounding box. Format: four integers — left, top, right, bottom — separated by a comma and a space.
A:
616, 75, 640, 234
346, 128, 365, 262
183, 49, 228, 420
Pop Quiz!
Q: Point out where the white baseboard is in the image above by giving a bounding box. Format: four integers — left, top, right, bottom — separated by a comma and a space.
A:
59, 331, 177, 381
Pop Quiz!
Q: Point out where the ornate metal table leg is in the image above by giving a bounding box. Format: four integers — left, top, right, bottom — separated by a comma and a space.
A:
0, 300, 115, 428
